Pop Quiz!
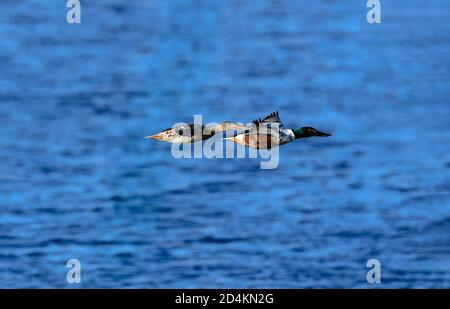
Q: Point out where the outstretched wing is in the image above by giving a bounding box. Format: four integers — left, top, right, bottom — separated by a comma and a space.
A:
252, 111, 283, 128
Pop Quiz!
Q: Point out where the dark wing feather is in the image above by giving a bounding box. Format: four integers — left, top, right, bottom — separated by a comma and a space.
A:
252, 111, 283, 127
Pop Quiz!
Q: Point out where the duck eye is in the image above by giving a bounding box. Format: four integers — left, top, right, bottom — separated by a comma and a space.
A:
178, 130, 184, 136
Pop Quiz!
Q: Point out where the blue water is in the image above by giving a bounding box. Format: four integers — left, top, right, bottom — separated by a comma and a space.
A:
1, 0, 450, 288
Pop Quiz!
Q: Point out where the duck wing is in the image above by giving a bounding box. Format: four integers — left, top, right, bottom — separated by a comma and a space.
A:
252, 111, 283, 128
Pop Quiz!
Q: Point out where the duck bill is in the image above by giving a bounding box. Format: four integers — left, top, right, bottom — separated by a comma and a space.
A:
315, 130, 331, 137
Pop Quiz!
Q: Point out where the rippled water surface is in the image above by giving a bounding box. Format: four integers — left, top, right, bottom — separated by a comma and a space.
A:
1, 0, 450, 288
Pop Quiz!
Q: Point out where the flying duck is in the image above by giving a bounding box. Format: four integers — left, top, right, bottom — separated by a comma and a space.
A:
224, 111, 331, 149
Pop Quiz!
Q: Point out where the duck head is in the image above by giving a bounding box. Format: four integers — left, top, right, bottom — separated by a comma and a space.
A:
293, 127, 331, 139
146, 127, 178, 142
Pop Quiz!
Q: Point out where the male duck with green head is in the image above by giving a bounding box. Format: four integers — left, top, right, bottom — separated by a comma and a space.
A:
225, 111, 331, 149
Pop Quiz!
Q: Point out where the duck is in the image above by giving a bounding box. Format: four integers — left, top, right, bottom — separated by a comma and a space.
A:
146, 121, 247, 144
224, 111, 331, 149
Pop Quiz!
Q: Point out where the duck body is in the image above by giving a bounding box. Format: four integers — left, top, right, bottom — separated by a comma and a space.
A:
229, 128, 295, 149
